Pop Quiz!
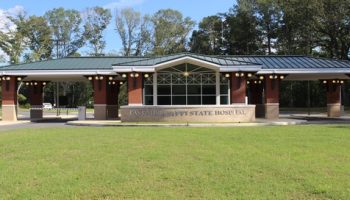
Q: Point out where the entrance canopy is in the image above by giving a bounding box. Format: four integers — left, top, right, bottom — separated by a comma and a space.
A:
1, 52, 350, 122
1, 53, 349, 81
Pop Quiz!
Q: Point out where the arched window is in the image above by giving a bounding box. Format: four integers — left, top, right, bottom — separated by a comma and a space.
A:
143, 63, 230, 105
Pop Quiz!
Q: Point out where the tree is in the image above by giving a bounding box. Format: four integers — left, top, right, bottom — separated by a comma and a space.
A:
315, 0, 350, 59
275, 0, 319, 55
135, 15, 153, 56
83, 7, 111, 55
44, 8, 84, 58
190, 15, 224, 55
225, 1, 263, 55
115, 8, 152, 56
23, 16, 52, 62
0, 11, 27, 64
115, 8, 141, 56
255, 0, 281, 54
152, 9, 195, 55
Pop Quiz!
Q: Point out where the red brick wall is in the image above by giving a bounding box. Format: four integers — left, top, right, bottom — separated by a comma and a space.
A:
1, 77, 17, 105
92, 77, 108, 104
230, 73, 247, 104
90, 76, 120, 105
128, 73, 143, 105
29, 82, 43, 106
326, 83, 341, 104
264, 76, 280, 104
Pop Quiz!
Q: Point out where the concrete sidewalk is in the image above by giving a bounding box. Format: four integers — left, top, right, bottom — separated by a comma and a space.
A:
66, 118, 307, 127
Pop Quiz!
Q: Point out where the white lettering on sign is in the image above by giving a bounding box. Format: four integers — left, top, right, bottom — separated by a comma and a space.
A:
129, 109, 248, 117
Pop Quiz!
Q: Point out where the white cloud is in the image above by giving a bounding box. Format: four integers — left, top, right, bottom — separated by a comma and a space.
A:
7, 5, 25, 16
103, 0, 145, 10
0, 5, 25, 64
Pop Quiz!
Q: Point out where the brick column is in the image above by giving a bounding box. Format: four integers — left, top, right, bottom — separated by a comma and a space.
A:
249, 81, 264, 118
230, 72, 247, 104
106, 81, 120, 119
1, 76, 18, 121
91, 76, 120, 120
264, 75, 280, 119
29, 81, 44, 120
326, 81, 342, 117
128, 73, 143, 105
92, 76, 108, 120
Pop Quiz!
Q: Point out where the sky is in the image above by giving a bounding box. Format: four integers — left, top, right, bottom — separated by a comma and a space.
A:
0, 0, 235, 63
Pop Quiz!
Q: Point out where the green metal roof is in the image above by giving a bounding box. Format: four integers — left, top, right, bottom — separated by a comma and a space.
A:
1, 53, 350, 71
220, 55, 350, 69
0, 56, 149, 71
113, 52, 260, 66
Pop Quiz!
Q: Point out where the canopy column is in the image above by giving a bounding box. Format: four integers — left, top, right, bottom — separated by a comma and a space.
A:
107, 81, 120, 119
249, 81, 264, 118
326, 81, 342, 117
264, 75, 280, 119
230, 72, 247, 104
1, 76, 18, 121
89, 75, 121, 120
29, 81, 45, 120
128, 73, 143, 105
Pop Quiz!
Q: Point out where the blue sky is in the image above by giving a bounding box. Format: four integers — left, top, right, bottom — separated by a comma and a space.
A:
0, 0, 235, 55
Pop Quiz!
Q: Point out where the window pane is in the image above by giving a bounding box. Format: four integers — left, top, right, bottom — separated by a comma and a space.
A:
144, 85, 153, 95
188, 85, 201, 95
220, 96, 228, 105
158, 96, 171, 105
202, 85, 216, 95
158, 85, 171, 95
172, 96, 186, 105
172, 85, 186, 95
144, 96, 153, 105
220, 85, 228, 95
202, 96, 216, 105
187, 96, 201, 105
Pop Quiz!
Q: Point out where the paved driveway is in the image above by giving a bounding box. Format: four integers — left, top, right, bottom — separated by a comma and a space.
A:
0, 121, 75, 132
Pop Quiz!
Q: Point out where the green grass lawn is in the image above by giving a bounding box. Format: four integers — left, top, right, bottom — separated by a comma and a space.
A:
0, 126, 350, 199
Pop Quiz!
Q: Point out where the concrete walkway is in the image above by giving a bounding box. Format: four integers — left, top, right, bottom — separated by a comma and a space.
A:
66, 118, 307, 127
1, 113, 349, 131
66, 114, 350, 127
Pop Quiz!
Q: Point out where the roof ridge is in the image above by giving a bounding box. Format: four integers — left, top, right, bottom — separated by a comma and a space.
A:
113, 52, 194, 66
114, 52, 263, 66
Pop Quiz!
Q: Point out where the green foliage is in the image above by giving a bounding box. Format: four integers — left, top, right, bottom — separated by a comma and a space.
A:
44, 8, 84, 58
118, 83, 128, 106
0, 11, 27, 64
225, 3, 263, 55
42, 82, 93, 108
83, 7, 111, 55
115, 8, 142, 56
190, 16, 223, 55
280, 81, 326, 107
17, 93, 27, 104
23, 16, 52, 62
115, 8, 152, 56
152, 9, 195, 55
315, 0, 350, 59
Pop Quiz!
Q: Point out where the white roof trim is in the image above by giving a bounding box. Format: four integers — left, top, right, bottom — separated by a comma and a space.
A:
154, 56, 220, 71
257, 69, 350, 74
